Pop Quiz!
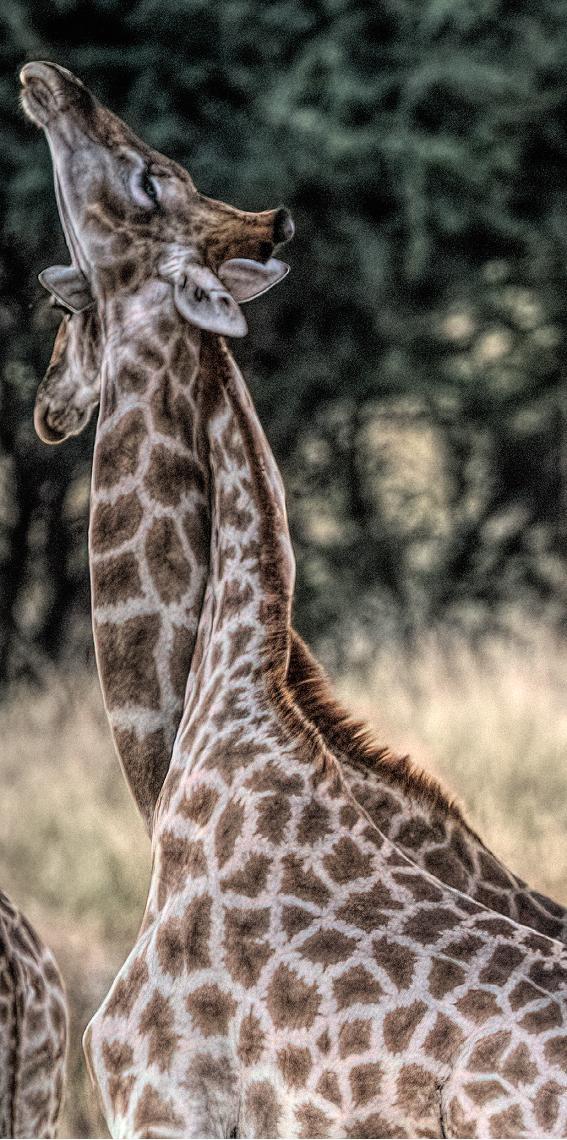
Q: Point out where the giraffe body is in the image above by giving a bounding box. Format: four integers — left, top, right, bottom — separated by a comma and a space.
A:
21, 62, 567, 1138
85, 347, 567, 1138
0, 891, 67, 1138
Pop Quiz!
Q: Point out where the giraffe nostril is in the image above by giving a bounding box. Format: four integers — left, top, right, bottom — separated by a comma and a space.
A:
273, 207, 295, 246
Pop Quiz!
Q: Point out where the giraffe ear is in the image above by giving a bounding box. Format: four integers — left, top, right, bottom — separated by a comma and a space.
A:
171, 264, 247, 337
218, 257, 290, 302
38, 265, 94, 314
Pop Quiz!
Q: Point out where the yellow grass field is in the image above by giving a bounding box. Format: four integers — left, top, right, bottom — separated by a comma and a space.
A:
0, 629, 565, 1137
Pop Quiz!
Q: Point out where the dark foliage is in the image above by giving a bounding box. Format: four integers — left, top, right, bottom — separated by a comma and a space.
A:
0, 0, 566, 678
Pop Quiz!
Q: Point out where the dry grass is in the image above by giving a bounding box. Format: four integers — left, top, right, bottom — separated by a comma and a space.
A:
0, 629, 565, 1137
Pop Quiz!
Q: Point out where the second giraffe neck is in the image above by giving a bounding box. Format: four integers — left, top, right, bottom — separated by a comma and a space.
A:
89, 290, 210, 828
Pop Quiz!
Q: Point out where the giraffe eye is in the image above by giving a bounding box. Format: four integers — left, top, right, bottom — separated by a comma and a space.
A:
134, 167, 159, 209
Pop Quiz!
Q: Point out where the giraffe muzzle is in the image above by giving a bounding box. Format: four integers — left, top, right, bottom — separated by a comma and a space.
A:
20, 61, 95, 128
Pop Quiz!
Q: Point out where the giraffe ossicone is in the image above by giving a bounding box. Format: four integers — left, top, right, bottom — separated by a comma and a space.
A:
23, 62, 567, 1138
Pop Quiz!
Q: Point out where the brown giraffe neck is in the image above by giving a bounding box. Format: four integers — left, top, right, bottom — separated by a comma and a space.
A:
89, 286, 211, 829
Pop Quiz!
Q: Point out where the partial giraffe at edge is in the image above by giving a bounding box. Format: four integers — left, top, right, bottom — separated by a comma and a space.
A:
0, 890, 67, 1138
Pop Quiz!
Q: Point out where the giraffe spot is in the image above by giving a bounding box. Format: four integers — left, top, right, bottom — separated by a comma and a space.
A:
444, 933, 484, 960
238, 1011, 265, 1065
186, 1053, 238, 1128
255, 792, 291, 845
223, 907, 271, 988
476, 883, 512, 914
467, 1030, 512, 1072
299, 928, 357, 966
281, 906, 314, 939
246, 761, 304, 796
323, 837, 374, 885
90, 492, 143, 554
215, 799, 245, 868
509, 978, 548, 1009
144, 444, 204, 507
317, 1029, 331, 1054
277, 1045, 312, 1089
347, 1115, 409, 1139
267, 964, 321, 1030
339, 804, 359, 828
423, 847, 468, 892
316, 1070, 342, 1107
106, 958, 149, 1018
395, 1064, 438, 1116
218, 578, 254, 621
337, 884, 403, 933
156, 833, 206, 910
372, 936, 416, 988
295, 1103, 333, 1138
244, 1079, 280, 1139
296, 798, 332, 846
136, 341, 165, 370
383, 1001, 427, 1054
133, 1084, 184, 1135
338, 1018, 372, 1058
116, 361, 145, 392
402, 906, 460, 944
156, 916, 184, 976
219, 485, 254, 531
449, 826, 475, 870
534, 1081, 561, 1131
333, 965, 383, 1010
102, 1039, 134, 1075
394, 871, 444, 903
179, 784, 219, 827
204, 733, 267, 786
281, 854, 331, 908
489, 1105, 526, 1138
477, 850, 513, 888
150, 375, 179, 437
456, 988, 503, 1023
350, 1061, 382, 1107
423, 1012, 465, 1063
501, 1041, 538, 1086
169, 624, 195, 701
226, 623, 255, 668
396, 817, 433, 850
92, 552, 143, 607
519, 1000, 562, 1033
139, 991, 179, 1072
464, 1078, 508, 1105
528, 959, 567, 992
221, 853, 271, 898
475, 915, 514, 938
95, 409, 146, 489
516, 895, 563, 938
182, 504, 210, 567
445, 1098, 477, 1139
96, 613, 161, 711
478, 944, 524, 986
145, 516, 191, 604
183, 894, 213, 972
185, 983, 236, 1037
428, 958, 466, 998
544, 1034, 567, 1068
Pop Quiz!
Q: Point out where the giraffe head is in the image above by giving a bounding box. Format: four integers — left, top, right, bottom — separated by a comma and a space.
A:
21, 61, 293, 438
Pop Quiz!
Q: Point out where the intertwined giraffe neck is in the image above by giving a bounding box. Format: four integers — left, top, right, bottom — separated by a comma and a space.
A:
86, 331, 567, 1140
90, 289, 210, 826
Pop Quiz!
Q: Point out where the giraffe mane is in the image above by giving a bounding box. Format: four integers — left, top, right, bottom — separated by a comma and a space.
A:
287, 632, 469, 825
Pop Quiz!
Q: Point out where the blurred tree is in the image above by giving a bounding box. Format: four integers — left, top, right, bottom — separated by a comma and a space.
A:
0, 0, 566, 678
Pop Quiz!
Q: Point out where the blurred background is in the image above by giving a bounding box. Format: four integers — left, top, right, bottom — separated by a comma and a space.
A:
0, 1, 566, 1135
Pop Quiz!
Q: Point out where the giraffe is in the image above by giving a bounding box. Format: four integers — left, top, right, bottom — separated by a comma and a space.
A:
22, 60, 567, 1140
85, 334, 567, 1139
26, 62, 567, 946
0, 890, 67, 1137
